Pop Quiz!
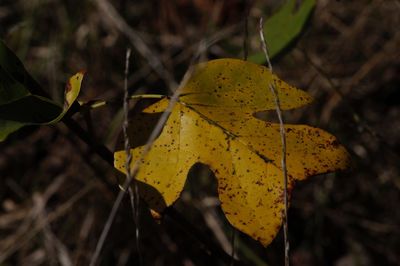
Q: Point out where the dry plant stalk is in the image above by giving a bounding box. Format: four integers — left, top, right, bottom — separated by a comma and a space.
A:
90, 47, 204, 266
259, 17, 290, 266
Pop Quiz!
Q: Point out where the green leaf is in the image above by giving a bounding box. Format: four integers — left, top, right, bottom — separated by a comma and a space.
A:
0, 94, 62, 123
0, 120, 25, 141
249, 0, 316, 63
0, 40, 84, 141
0, 39, 43, 96
0, 67, 29, 105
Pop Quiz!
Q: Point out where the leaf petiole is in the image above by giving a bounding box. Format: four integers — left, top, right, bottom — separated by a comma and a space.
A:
79, 94, 166, 110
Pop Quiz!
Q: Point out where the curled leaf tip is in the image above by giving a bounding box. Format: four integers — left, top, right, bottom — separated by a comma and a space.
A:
64, 72, 84, 108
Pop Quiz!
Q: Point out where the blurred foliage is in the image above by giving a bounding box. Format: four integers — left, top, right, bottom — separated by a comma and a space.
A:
0, 0, 399, 265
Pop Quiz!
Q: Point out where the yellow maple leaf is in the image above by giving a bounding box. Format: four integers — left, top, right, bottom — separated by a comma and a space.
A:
114, 58, 350, 246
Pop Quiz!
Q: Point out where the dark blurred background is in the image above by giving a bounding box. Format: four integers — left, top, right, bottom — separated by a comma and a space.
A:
0, 0, 399, 265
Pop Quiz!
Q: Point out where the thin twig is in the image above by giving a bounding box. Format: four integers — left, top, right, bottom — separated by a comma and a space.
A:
79, 94, 165, 110
121, 49, 140, 260
125, 50, 143, 265
123, 50, 143, 265
89, 48, 144, 266
89, 43, 204, 266
259, 18, 272, 71
269, 83, 290, 266
259, 17, 290, 266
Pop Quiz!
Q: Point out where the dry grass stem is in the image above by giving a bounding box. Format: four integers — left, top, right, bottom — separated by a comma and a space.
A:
259, 17, 290, 266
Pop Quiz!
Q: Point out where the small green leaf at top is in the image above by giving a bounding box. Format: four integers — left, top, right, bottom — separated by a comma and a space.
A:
249, 0, 316, 63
